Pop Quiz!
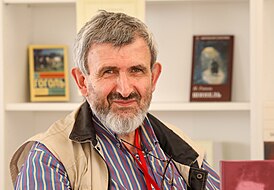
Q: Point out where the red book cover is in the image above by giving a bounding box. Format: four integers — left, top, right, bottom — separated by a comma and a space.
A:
220, 160, 274, 190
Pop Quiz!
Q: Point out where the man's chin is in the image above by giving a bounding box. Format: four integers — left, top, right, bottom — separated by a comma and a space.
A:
111, 107, 139, 116
112, 111, 138, 119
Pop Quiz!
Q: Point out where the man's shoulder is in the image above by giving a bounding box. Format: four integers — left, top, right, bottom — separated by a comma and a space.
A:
147, 113, 205, 167
10, 108, 89, 185
23, 141, 66, 169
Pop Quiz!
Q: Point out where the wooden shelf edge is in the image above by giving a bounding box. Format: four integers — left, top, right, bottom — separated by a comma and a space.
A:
5, 102, 250, 112
3, 0, 248, 4
6, 103, 81, 111
3, 0, 75, 3
150, 102, 250, 111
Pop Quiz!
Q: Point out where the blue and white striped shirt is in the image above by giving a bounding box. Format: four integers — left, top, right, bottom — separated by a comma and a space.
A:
15, 116, 220, 189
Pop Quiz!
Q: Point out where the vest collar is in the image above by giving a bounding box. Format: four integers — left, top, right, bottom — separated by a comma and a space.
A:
69, 101, 98, 146
147, 113, 200, 167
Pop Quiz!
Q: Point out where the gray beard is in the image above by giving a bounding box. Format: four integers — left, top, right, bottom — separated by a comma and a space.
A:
89, 102, 147, 135
100, 110, 147, 135
86, 84, 151, 135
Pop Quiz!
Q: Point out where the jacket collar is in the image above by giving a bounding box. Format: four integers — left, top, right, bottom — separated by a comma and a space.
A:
69, 101, 98, 146
147, 113, 200, 166
69, 101, 200, 166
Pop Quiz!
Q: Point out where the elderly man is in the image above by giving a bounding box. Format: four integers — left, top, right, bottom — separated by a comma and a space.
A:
10, 10, 220, 190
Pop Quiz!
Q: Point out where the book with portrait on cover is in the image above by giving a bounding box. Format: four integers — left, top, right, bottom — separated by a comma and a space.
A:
190, 35, 234, 102
220, 160, 274, 190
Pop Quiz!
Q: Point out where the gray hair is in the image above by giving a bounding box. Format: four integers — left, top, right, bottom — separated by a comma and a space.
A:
73, 10, 158, 75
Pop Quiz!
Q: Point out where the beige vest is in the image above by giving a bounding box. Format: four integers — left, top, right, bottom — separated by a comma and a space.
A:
10, 106, 205, 189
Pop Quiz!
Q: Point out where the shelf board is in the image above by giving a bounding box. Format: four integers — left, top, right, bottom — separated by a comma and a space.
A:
6, 102, 80, 111
150, 102, 250, 111
3, 0, 248, 4
4, 0, 75, 3
5, 102, 250, 112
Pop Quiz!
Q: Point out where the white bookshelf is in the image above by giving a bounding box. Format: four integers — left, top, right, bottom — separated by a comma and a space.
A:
0, 0, 270, 189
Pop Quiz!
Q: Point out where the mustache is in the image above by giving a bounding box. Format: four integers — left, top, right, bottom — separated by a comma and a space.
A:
107, 92, 141, 102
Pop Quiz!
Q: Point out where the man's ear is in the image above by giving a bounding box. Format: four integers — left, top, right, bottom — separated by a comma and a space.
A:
71, 67, 88, 97
151, 62, 162, 92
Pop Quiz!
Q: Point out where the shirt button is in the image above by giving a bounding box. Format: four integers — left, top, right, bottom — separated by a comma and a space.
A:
196, 173, 203, 180
116, 143, 120, 148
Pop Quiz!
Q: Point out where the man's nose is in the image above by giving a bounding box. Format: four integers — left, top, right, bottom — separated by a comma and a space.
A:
116, 72, 133, 98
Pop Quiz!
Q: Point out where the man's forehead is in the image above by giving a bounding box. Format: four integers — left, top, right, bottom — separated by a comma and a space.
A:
87, 39, 151, 68
89, 38, 149, 51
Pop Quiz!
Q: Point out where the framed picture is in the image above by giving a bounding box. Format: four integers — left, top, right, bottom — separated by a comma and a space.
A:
28, 45, 69, 102
190, 35, 234, 102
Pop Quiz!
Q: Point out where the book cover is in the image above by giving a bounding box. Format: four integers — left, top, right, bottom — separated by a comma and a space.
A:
28, 45, 69, 102
220, 160, 274, 190
190, 35, 234, 102
264, 141, 274, 160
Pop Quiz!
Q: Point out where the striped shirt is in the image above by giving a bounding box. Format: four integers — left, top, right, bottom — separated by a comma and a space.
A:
15, 142, 71, 190
15, 116, 220, 190
93, 116, 189, 190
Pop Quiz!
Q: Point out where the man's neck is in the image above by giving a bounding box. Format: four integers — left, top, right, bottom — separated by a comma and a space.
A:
118, 130, 137, 153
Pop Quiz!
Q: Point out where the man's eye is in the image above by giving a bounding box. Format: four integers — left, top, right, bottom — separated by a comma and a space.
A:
131, 68, 143, 73
104, 69, 114, 74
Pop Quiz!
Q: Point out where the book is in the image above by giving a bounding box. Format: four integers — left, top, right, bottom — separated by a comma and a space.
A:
28, 45, 69, 102
190, 35, 234, 102
264, 141, 274, 160
220, 160, 274, 190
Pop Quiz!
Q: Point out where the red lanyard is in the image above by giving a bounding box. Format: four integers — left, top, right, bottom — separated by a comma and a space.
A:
124, 129, 160, 190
